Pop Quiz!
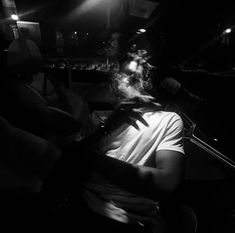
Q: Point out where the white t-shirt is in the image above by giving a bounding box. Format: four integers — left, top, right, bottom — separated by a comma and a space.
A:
81, 110, 184, 231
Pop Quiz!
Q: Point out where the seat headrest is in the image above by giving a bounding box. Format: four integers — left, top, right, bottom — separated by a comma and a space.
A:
7, 39, 43, 75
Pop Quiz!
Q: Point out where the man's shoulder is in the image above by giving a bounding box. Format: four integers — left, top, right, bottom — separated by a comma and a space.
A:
151, 110, 182, 119
147, 110, 183, 129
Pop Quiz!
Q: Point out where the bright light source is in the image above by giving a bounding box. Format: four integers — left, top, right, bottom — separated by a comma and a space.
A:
11, 14, 19, 21
225, 28, 232, 34
138, 28, 146, 33
127, 61, 138, 72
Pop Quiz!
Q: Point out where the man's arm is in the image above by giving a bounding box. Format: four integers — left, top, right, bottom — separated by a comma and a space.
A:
90, 148, 185, 201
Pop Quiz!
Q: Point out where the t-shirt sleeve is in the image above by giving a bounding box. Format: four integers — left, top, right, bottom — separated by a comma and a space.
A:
157, 113, 185, 154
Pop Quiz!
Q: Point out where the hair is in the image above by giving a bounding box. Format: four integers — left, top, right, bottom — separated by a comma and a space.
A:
109, 49, 156, 103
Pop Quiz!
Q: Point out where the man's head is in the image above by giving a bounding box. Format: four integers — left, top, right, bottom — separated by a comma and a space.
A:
109, 49, 154, 103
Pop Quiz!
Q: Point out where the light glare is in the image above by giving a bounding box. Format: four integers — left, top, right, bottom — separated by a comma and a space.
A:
225, 28, 232, 34
11, 14, 19, 21
128, 61, 138, 72
138, 28, 146, 33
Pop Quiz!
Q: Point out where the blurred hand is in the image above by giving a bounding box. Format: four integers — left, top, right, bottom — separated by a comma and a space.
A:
104, 100, 162, 133
81, 100, 162, 146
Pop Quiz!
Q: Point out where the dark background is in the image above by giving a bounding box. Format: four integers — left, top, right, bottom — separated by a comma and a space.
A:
1, 1, 235, 232
11, 0, 235, 68
3, 0, 234, 182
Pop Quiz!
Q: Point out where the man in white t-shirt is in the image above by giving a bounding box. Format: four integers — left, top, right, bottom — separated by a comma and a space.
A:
45, 50, 185, 233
